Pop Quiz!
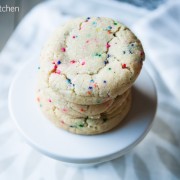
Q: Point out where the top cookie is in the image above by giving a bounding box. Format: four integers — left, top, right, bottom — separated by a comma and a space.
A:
39, 17, 144, 105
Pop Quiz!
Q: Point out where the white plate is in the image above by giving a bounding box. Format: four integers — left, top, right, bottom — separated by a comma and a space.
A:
8, 60, 157, 166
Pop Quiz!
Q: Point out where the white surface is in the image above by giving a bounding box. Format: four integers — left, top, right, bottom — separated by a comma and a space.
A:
9, 60, 156, 165
1, 0, 180, 179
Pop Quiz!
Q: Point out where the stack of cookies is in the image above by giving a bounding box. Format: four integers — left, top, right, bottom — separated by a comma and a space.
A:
36, 17, 145, 135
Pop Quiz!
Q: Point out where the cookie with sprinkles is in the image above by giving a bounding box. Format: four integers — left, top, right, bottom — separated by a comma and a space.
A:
39, 17, 144, 105
36, 87, 132, 135
37, 16, 145, 134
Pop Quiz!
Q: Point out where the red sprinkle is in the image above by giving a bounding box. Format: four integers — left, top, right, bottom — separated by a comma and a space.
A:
72, 36, 76, 38
54, 65, 57, 69
140, 51, 144, 56
122, 64, 127, 69
80, 108, 85, 112
86, 40, 89, 43
48, 99, 52, 102
87, 91, 91, 95
61, 48, 66, 52
106, 43, 111, 49
70, 60, 76, 64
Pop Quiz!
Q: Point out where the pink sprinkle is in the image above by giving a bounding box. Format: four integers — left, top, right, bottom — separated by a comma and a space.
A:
106, 43, 111, 49
48, 99, 52, 102
52, 61, 55, 64
72, 36, 76, 38
56, 69, 61, 74
61, 47, 66, 52
62, 108, 67, 112
81, 61, 86, 66
37, 97, 40, 102
70, 60, 76, 64
61, 120, 64, 124
54, 65, 57, 69
86, 40, 89, 43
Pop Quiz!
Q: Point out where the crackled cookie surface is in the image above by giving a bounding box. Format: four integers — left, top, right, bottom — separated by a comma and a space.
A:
39, 17, 144, 105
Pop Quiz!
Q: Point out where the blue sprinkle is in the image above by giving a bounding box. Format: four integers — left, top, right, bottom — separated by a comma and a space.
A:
104, 61, 109, 65
67, 78, 72, 84
107, 54, 110, 58
103, 80, 107, 83
87, 17, 90, 20
90, 80, 94, 82
89, 86, 93, 90
107, 26, 112, 30
57, 60, 61, 64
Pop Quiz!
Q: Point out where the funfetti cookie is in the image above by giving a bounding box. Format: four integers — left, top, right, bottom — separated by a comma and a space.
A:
37, 88, 132, 135
39, 17, 145, 105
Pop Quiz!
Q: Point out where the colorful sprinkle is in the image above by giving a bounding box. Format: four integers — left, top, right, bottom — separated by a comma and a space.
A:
37, 97, 40, 102
140, 51, 144, 56
61, 121, 64, 124
92, 21, 97, 25
80, 108, 85, 112
61, 47, 66, 52
104, 60, 109, 65
56, 69, 61, 74
114, 22, 118, 25
81, 61, 86, 66
107, 54, 110, 58
38, 66, 40, 70
70, 60, 76, 64
86, 40, 89, 43
67, 78, 72, 84
122, 64, 127, 69
87, 17, 90, 20
62, 108, 67, 112
88, 86, 93, 90
57, 60, 61, 65
78, 124, 84, 128
90, 79, 94, 83
87, 91, 91, 95
48, 99, 52, 103
103, 80, 107, 83
72, 36, 76, 38
123, 51, 126, 54
108, 68, 112, 70
107, 26, 112, 30
95, 53, 101, 57
93, 83, 98, 88
106, 43, 111, 49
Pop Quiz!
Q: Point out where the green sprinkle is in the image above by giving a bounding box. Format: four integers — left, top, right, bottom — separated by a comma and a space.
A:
95, 53, 101, 57
79, 124, 84, 128
108, 68, 111, 70
114, 22, 118, 25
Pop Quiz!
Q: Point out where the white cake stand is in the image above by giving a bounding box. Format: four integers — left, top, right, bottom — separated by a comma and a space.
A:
8, 60, 157, 166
